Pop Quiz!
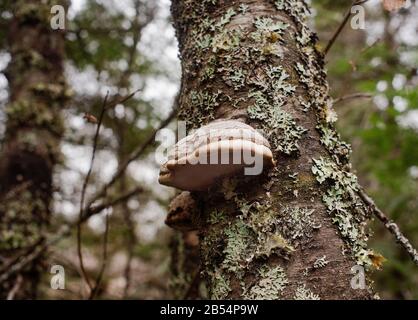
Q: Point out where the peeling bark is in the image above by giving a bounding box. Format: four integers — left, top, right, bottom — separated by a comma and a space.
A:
0, 0, 69, 299
170, 0, 378, 300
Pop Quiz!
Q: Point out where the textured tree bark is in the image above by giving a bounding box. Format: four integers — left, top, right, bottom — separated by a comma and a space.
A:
170, 0, 380, 299
0, 0, 69, 299
170, 230, 203, 299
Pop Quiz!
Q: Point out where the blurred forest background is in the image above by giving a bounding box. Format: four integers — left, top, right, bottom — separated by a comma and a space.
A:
0, 0, 417, 299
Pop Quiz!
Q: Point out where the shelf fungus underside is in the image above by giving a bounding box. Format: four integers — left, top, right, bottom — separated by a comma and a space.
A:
159, 120, 275, 191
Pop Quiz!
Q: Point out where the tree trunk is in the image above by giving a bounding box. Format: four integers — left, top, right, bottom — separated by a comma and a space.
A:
0, 0, 68, 299
170, 230, 203, 299
170, 0, 378, 299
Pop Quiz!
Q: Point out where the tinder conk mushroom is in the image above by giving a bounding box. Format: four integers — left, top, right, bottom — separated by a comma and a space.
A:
165, 191, 198, 231
158, 119, 274, 191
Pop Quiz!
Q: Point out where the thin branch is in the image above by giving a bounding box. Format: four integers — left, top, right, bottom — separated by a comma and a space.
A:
0, 185, 142, 286
105, 89, 141, 112
0, 226, 71, 286
122, 217, 135, 298
89, 212, 110, 300
77, 91, 109, 292
84, 107, 178, 212
82, 186, 143, 223
6, 275, 23, 300
358, 188, 418, 267
119, 176, 137, 299
0, 238, 44, 276
333, 93, 373, 105
2, 181, 32, 202
0, 187, 142, 285
324, 0, 369, 56
360, 38, 381, 54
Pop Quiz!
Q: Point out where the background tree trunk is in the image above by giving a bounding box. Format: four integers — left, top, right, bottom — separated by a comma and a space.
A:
0, 0, 68, 299
170, 0, 379, 299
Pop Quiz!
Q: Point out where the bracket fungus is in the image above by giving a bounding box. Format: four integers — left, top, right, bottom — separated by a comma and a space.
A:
159, 119, 275, 191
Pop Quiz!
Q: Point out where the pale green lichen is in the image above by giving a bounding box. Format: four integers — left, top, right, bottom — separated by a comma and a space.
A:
180, 90, 221, 127
254, 17, 288, 34
209, 209, 227, 225
313, 255, 329, 269
210, 271, 231, 299
239, 4, 249, 14
195, 33, 213, 51
274, 0, 286, 10
311, 157, 375, 268
271, 0, 312, 46
250, 19, 287, 57
267, 66, 296, 95
212, 29, 242, 52
294, 284, 320, 300
226, 68, 247, 90
234, 199, 296, 257
215, 8, 236, 28
247, 91, 306, 154
255, 232, 295, 257
223, 220, 255, 272
280, 206, 321, 245
243, 266, 288, 299
201, 56, 217, 81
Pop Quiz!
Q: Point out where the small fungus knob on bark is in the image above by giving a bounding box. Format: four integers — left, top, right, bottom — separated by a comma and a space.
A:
158, 119, 274, 191
165, 191, 198, 231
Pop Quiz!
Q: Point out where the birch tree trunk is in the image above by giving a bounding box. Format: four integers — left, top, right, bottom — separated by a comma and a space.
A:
0, 0, 68, 299
170, 0, 379, 299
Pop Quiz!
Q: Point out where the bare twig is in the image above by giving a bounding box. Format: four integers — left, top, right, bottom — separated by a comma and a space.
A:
358, 188, 418, 266
105, 89, 141, 112
122, 216, 135, 298
6, 275, 23, 300
119, 175, 137, 299
77, 91, 109, 292
0, 226, 71, 285
333, 93, 373, 105
324, 0, 369, 56
89, 212, 110, 300
84, 107, 178, 211
0, 238, 44, 276
2, 181, 32, 202
360, 38, 381, 54
77, 88, 143, 296
82, 186, 143, 223
0, 188, 141, 286
348, 38, 381, 71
